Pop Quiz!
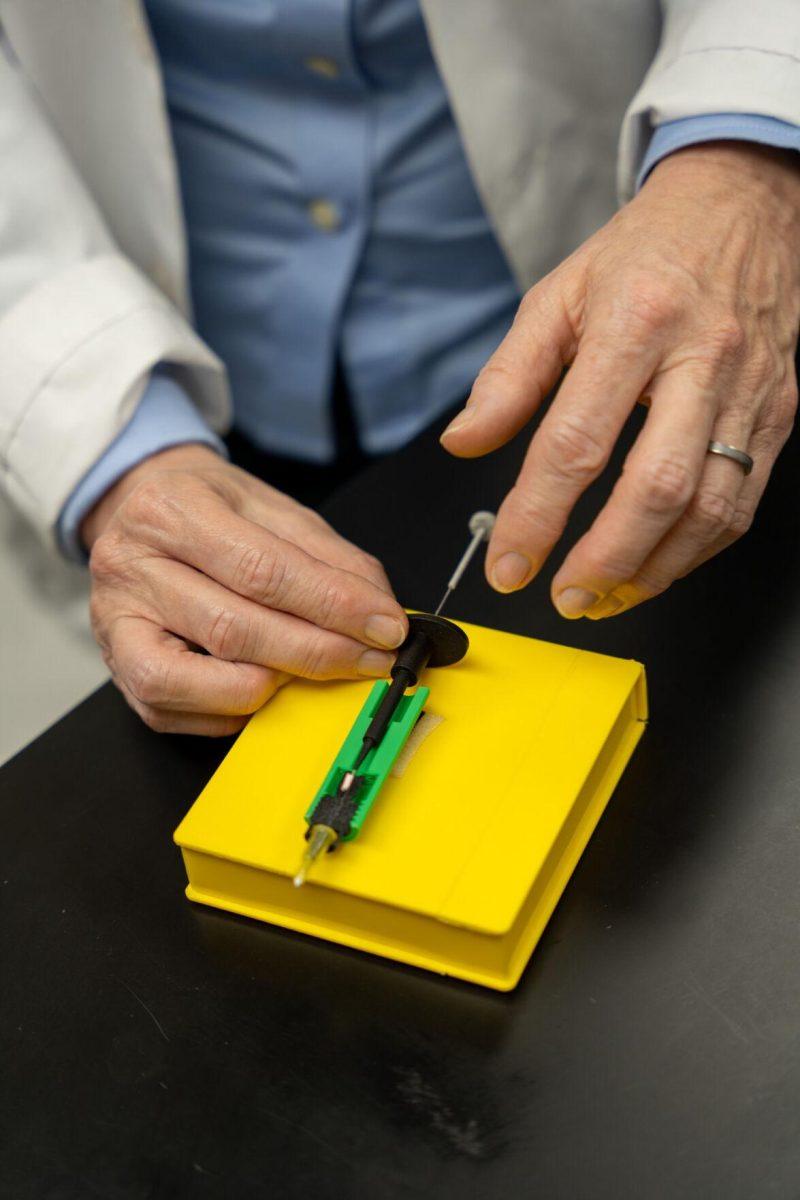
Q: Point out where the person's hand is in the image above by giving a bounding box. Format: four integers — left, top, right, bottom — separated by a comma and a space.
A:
442, 142, 800, 619
84, 444, 408, 734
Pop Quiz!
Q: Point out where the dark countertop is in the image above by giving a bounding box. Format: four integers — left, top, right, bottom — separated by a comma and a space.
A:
3, 406, 800, 1199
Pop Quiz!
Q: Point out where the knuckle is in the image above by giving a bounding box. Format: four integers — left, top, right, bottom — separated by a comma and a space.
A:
89, 532, 128, 583
581, 547, 635, 584
206, 606, 251, 661
517, 286, 544, 320
630, 569, 669, 599
88, 590, 108, 638
248, 667, 286, 710
503, 484, 565, 543
689, 487, 736, 535
473, 356, 517, 394
295, 632, 336, 680
315, 579, 346, 628
632, 456, 695, 514
139, 705, 172, 734
743, 344, 773, 381
543, 413, 608, 483
618, 275, 680, 329
298, 503, 330, 529
357, 551, 386, 581
232, 543, 287, 602
728, 506, 755, 539
124, 476, 172, 530
212, 717, 248, 737
703, 317, 747, 363
127, 656, 171, 706
570, 526, 641, 584
765, 384, 799, 443
778, 390, 799, 434
238, 672, 274, 713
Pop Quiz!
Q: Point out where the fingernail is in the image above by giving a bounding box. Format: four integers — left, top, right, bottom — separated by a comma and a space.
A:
555, 586, 600, 619
357, 649, 395, 678
491, 552, 532, 593
586, 594, 624, 621
440, 408, 476, 439
364, 614, 406, 649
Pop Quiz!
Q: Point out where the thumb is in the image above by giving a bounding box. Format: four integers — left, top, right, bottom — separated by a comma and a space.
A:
440, 273, 580, 458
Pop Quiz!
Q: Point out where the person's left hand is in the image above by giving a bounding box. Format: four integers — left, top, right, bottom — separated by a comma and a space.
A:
441, 142, 800, 619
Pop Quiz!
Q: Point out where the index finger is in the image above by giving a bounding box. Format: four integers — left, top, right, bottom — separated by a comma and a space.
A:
486, 325, 663, 591
144, 495, 409, 651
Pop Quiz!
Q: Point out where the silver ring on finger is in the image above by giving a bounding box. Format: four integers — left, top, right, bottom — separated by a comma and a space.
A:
707, 440, 753, 476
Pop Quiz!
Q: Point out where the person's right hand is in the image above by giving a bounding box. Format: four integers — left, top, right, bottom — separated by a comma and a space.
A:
83, 444, 408, 736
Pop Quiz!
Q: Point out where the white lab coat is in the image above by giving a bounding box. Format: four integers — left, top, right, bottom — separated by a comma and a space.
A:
0, 0, 798, 756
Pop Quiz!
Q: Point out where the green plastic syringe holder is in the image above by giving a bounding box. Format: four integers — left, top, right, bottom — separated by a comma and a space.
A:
305, 680, 430, 842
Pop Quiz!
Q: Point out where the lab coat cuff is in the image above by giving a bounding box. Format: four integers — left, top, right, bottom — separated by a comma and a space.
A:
618, 39, 800, 202
57, 369, 227, 563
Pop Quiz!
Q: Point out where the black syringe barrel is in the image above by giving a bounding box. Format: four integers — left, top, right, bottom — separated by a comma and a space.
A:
355, 614, 469, 766
358, 630, 431, 759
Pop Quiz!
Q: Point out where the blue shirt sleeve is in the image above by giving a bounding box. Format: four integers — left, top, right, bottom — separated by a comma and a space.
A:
637, 113, 800, 191
58, 367, 227, 562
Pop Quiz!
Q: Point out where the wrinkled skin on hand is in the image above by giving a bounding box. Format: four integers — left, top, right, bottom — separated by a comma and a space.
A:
443, 142, 800, 619
85, 445, 408, 734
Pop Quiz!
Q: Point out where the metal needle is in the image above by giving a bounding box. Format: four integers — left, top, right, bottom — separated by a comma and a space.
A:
434, 511, 495, 616
293, 824, 337, 888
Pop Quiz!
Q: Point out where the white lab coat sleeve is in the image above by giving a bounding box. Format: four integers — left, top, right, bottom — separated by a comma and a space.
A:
0, 39, 230, 546
618, 0, 800, 201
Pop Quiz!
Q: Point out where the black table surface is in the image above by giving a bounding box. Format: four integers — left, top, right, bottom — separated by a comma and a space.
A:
3, 407, 800, 1200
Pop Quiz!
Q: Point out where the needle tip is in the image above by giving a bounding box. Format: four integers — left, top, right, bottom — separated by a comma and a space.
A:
292, 824, 337, 889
